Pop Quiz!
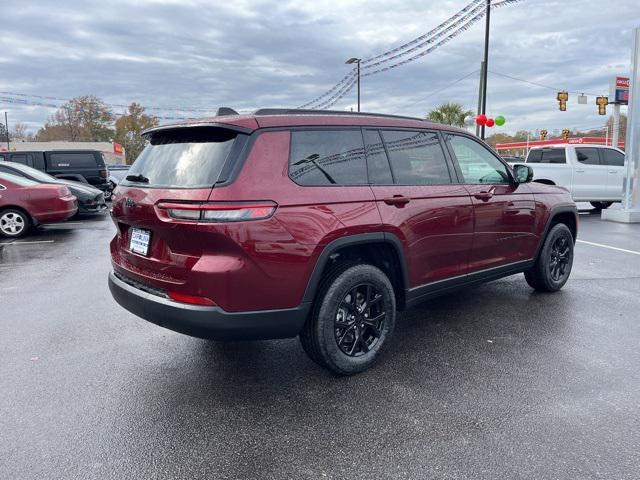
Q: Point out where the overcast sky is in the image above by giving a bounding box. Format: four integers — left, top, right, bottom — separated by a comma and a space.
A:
1, 0, 638, 135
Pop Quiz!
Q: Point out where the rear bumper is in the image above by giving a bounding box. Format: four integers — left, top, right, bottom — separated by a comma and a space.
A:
78, 202, 108, 214
108, 272, 310, 341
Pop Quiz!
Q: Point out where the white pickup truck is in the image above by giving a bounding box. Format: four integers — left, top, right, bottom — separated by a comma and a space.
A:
517, 145, 625, 209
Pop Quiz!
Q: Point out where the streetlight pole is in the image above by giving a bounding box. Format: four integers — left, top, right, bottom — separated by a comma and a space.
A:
480, 0, 491, 140
346, 57, 361, 112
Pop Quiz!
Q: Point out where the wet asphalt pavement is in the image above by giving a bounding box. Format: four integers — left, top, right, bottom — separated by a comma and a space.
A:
1, 208, 639, 480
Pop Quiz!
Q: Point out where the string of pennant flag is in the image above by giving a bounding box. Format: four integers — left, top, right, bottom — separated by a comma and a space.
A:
299, 0, 523, 110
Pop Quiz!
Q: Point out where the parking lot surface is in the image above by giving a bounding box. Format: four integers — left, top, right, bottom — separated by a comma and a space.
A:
1, 209, 639, 480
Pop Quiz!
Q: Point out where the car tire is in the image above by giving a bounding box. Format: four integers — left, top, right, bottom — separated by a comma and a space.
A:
299, 263, 396, 375
0, 208, 31, 238
590, 201, 613, 210
525, 223, 574, 292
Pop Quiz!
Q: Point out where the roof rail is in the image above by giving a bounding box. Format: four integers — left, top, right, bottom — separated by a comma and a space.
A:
253, 108, 425, 122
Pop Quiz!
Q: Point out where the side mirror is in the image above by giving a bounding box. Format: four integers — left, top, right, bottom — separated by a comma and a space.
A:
512, 164, 533, 184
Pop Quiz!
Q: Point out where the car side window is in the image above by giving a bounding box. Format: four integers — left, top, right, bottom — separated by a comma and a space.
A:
446, 134, 510, 184
526, 150, 543, 163
289, 129, 367, 186
543, 149, 566, 163
363, 129, 393, 184
380, 130, 452, 185
575, 148, 601, 165
10, 154, 27, 165
0, 165, 17, 176
600, 149, 625, 167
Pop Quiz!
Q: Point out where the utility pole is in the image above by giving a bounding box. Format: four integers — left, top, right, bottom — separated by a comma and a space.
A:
4, 112, 9, 150
480, 0, 491, 140
476, 60, 486, 137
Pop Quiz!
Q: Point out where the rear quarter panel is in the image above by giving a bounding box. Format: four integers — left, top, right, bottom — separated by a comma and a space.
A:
204, 130, 382, 310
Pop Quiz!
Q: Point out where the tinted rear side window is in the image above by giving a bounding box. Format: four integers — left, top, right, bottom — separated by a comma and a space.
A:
528, 149, 566, 163
123, 127, 239, 188
363, 129, 393, 184
289, 130, 367, 185
0, 173, 38, 187
381, 130, 451, 185
601, 149, 625, 167
575, 148, 600, 165
526, 150, 542, 163
10, 154, 28, 165
49, 153, 97, 168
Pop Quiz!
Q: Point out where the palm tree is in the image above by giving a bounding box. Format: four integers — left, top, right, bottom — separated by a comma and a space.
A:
426, 102, 474, 127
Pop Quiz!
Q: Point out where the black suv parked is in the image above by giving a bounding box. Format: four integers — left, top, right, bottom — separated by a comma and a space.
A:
0, 150, 110, 192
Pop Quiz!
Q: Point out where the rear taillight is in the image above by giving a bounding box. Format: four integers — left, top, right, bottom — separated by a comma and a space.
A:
157, 201, 277, 222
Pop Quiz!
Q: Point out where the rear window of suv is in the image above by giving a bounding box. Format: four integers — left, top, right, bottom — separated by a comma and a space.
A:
122, 127, 239, 188
527, 149, 566, 163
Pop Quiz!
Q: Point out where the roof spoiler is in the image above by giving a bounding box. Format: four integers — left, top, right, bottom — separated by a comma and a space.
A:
216, 107, 239, 116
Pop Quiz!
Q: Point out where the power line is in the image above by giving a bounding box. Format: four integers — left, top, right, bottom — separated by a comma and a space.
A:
487, 70, 605, 97
393, 69, 480, 110
299, 0, 523, 109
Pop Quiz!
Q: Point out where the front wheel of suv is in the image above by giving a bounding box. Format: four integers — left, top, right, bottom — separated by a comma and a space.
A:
300, 263, 396, 375
524, 223, 574, 292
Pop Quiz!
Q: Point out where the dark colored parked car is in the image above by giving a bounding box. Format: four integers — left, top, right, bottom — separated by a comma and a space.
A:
0, 172, 77, 238
108, 109, 578, 375
0, 150, 110, 193
105, 164, 131, 200
0, 161, 107, 214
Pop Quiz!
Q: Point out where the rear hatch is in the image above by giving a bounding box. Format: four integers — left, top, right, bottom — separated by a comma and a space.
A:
110, 126, 249, 295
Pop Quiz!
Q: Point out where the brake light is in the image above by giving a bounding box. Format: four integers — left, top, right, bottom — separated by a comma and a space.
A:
168, 291, 217, 306
157, 201, 277, 222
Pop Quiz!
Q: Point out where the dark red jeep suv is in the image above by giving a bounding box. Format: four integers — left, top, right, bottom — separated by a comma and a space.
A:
108, 109, 577, 375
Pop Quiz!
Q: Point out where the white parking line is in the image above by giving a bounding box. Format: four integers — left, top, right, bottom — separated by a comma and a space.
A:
1, 240, 55, 245
577, 239, 640, 256
42, 222, 83, 226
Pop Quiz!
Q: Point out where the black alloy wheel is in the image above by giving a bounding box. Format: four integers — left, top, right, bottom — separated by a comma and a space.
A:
299, 263, 396, 375
549, 235, 571, 282
334, 283, 386, 357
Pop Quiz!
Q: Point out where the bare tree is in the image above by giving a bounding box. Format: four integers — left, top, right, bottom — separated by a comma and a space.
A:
10, 122, 29, 141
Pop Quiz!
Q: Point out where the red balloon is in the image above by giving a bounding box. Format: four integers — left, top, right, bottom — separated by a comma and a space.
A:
486, 118, 495, 127
475, 114, 487, 126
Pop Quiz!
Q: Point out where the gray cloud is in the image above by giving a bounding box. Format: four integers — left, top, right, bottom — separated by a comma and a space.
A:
1, 0, 638, 134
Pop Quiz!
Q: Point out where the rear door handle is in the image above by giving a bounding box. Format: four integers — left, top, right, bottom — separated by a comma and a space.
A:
575, 169, 585, 173
383, 195, 411, 207
609, 170, 618, 174
473, 191, 494, 201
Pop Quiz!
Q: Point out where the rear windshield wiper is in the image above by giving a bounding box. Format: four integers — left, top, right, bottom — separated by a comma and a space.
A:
125, 173, 150, 183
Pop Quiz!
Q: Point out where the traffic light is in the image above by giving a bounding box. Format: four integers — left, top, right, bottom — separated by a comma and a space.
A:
540, 129, 548, 140
562, 129, 570, 141
557, 91, 569, 111
596, 96, 609, 115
